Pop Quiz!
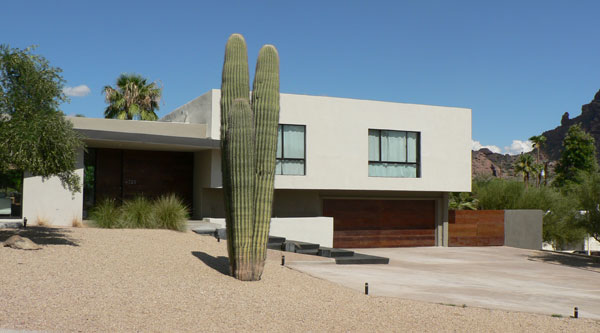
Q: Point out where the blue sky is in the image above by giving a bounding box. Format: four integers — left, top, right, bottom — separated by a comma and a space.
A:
2, 1, 599, 154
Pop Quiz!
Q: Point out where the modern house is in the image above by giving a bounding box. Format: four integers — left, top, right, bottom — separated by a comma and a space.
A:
19, 89, 472, 248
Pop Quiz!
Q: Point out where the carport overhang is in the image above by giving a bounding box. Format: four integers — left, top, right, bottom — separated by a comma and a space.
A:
67, 116, 220, 151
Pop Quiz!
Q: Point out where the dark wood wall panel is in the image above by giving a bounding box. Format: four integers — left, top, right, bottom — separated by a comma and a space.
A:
122, 150, 193, 207
94, 149, 193, 209
95, 149, 122, 202
448, 210, 504, 246
323, 199, 436, 248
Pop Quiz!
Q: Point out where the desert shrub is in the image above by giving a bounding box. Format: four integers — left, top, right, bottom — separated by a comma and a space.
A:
89, 199, 121, 228
542, 194, 586, 249
90, 195, 188, 231
121, 196, 155, 229
472, 178, 524, 210
471, 178, 586, 247
150, 194, 189, 231
449, 192, 478, 210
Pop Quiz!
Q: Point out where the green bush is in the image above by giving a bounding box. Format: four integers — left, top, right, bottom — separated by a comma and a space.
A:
470, 178, 586, 247
89, 199, 121, 228
121, 196, 155, 229
473, 178, 524, 210
89, 194, 188, 231
150, 194, 189, 231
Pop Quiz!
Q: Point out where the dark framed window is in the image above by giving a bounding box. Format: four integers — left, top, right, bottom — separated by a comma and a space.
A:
368, 129, 420, 178
276, 124, 305, 175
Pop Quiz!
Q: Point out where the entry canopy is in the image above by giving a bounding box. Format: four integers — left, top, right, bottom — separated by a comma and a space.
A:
68, 117, 219, 152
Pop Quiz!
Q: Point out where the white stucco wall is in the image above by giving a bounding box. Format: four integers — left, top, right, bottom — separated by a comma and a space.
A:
22, 148, 84, 226
205, 217, 334, 247
180, 90, 472, 193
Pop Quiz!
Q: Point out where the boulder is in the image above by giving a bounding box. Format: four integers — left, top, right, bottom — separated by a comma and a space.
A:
2, 235, 42, 250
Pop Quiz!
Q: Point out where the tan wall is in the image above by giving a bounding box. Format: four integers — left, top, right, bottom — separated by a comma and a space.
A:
22, 148, 84, 226
183, 90, 471, 193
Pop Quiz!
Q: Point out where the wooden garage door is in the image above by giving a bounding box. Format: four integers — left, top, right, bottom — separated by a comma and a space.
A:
323, 199, 436, 248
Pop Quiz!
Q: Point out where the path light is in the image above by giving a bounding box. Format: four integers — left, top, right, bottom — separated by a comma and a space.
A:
23, 217, 27, 229
365, 282, 369, 295
281, 255, 285, 266
574, 307, 578, 318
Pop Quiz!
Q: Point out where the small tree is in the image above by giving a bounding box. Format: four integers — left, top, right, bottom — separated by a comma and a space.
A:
574, 171, 600, 242
514, 153, 534, 188
0, 45, 82, 193
103, 73, 161, 120
529, 135, 547, 186
553, 124, 598, 188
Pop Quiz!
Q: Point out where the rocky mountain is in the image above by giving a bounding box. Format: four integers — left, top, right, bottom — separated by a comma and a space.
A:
472, 89, 600, 179
472, 148, 519, 178
540, 90, 600, 163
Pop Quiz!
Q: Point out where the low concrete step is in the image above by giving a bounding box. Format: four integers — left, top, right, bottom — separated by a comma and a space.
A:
191, 226, 218, 235
267, 243, 284, 250
0, 221, 23, 228
295, 248, 319, 255
268, 236, 286, 244
335, 253, 390, 265
284, 241, 320, 253
318, 247, 355, 258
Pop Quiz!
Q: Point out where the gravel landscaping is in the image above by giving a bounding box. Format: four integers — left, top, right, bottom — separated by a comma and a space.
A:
1, 226, 599, 332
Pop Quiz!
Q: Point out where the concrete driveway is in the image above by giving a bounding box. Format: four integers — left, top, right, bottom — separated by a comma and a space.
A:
287, 246, 600, 319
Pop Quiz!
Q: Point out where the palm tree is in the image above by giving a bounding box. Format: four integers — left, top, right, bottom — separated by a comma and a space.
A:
514, 153, 535, 188
529, 135, 547, 186
103, 74, 162, 120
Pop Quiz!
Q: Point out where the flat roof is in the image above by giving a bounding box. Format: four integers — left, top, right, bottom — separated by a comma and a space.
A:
67, 117, 219, 152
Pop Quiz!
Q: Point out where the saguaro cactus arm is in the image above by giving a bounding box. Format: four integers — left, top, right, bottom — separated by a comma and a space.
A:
250, 45, 280, 280
224, 98, 255, 280
220, 34, 250, 261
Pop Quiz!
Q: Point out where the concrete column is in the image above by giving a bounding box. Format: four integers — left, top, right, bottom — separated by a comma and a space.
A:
435, 198, 443, 246
442, 192, 449, 247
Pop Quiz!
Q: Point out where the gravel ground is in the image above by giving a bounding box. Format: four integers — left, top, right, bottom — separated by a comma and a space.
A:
1, 227, 599, 332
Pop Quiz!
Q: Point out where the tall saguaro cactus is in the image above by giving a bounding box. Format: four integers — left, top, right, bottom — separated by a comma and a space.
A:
220, 34, 280, 281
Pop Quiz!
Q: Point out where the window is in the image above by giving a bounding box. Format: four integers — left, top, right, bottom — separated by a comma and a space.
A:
368, 129, 420, 178
276, 124, 305, 175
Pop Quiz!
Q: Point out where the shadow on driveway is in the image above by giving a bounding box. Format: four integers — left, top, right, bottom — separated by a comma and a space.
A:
191, 251, 230, 276
528, 251, 600, 273
0, 227, 79, 246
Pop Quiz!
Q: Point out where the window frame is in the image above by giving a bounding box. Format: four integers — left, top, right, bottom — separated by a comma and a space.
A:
368, 128, 421, 178
276, 124, 306, 176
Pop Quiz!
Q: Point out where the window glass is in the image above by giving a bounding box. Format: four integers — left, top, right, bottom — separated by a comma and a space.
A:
276, 124, 306, 175
281, 160, 304, 175
283, 125, 304, 159
368, 129, 380, 161
276, 126, 283, 159
368, 129, 420, 178
381, 130, 406, 162
407, 132, 418, 163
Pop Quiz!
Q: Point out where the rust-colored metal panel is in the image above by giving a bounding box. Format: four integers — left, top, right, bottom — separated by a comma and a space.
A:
448, 210, 505, 247
323, 199, 436, 248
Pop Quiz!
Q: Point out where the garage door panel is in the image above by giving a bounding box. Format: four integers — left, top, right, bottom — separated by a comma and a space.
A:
324, 199, 436, 248
335, 229, 435, 248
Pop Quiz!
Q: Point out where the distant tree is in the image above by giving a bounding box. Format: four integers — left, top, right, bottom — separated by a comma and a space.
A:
514, 153, 535, 188
103, 73, 161, 120
0, 45, 83, 193
529, 135, 547, 186
553, 124, 598, 188
574, 171, 600, 242
449, 192, 478, 210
